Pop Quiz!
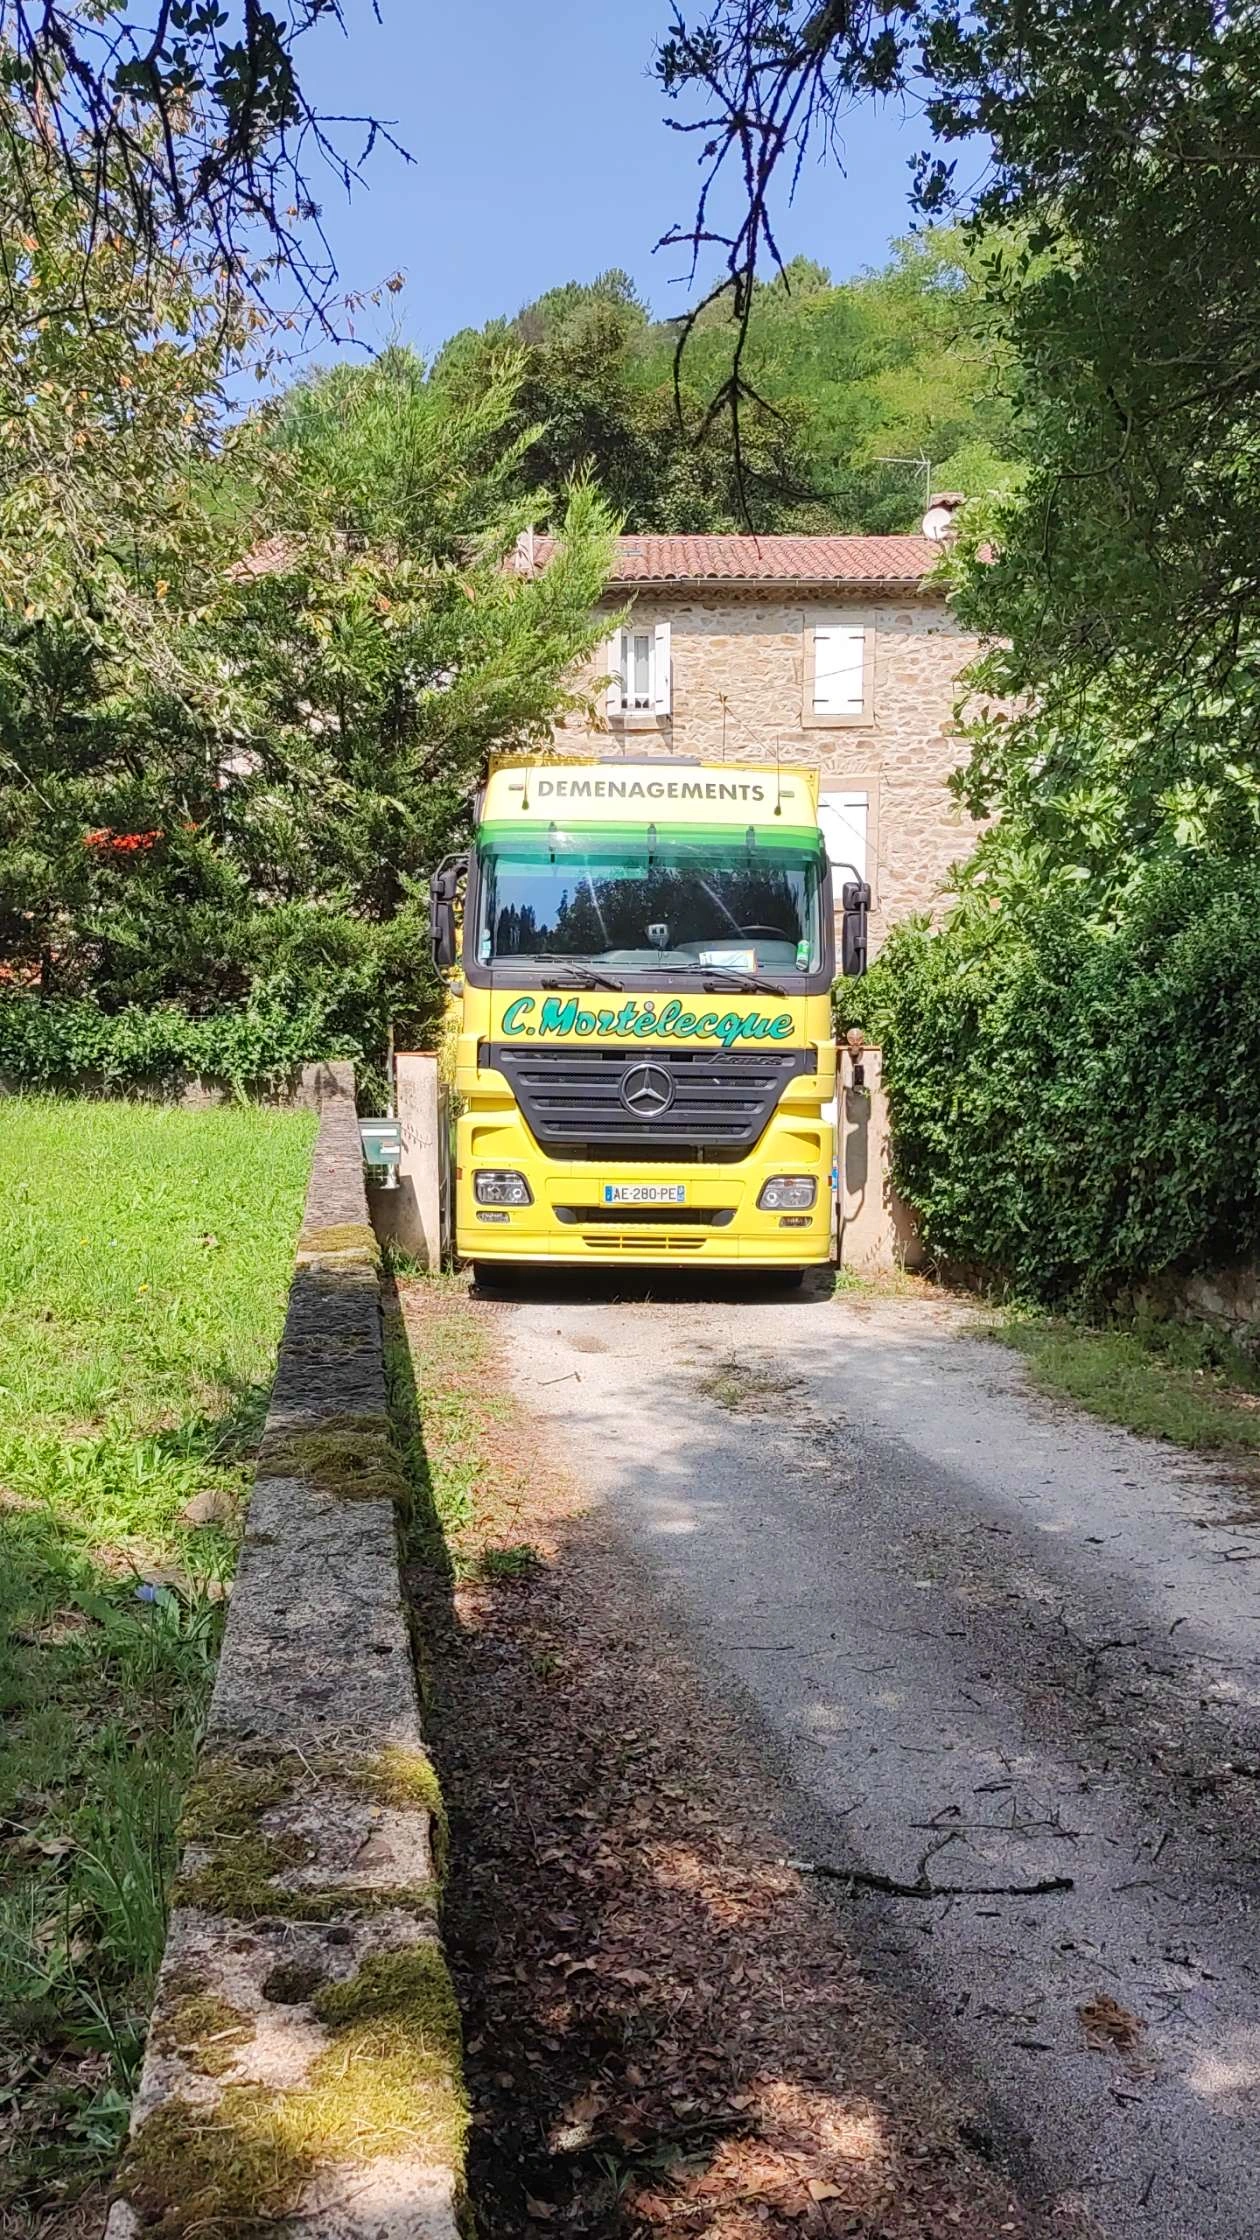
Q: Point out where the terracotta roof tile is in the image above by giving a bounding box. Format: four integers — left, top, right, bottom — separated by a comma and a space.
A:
514, 532, 942, 588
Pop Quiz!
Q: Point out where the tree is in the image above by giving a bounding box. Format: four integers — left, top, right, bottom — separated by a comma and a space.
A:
658, 1, 1260, 1296
0, 81, 617, 1084
0, 94, 251, 1001
0, 329, 616, 1088
659, 0, 1260, 713
433, 235, 1012, 535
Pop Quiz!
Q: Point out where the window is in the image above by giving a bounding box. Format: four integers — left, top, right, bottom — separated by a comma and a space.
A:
607, 622, 671, 717
476, 830, 823, 977
818, 789, 869, 893
806, 623, 869, 724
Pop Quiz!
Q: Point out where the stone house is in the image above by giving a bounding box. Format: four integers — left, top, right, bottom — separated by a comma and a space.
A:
513, 530, 981, 955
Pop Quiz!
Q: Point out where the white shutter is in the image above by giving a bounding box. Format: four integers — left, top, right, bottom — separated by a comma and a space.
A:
813, 625, 865, 715
818, 791, 868, 888
652, 621, 672, 715
606, 630, 627, 716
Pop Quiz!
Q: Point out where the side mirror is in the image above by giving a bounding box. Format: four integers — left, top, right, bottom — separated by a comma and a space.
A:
429, 857, 463, 972
840, 879, 871, 977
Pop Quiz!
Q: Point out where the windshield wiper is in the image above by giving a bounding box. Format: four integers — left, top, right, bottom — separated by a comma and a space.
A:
703, 969, 787, 997
649, 963, 787, 997
533, 955, 623, 991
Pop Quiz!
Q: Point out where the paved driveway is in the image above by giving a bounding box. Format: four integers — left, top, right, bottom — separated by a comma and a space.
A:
495, 1273, 1260, 2240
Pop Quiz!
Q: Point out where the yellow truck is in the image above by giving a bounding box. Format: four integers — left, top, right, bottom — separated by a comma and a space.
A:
429, 758, 870, 1283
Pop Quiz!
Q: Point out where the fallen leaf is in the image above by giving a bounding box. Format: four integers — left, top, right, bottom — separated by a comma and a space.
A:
179, 1488, 236, 1530
1078, 1994, 1146, 2054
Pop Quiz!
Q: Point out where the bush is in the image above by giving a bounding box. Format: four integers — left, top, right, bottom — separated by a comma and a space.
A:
0, 991, 352, 1099
838, 859, 1260, 1304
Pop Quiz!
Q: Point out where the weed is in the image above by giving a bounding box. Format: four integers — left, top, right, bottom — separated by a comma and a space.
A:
996, 1312, 1260, 1454
697, 1359, 804, 1414
833, 1263, 925, 1299
389, 1279, 556, 1583
470, 1544, 540, 1582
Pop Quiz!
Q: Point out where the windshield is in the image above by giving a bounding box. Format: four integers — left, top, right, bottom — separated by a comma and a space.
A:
475, 835, 824, 975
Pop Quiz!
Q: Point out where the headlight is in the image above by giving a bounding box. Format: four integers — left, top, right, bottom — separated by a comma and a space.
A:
474, 1170, 532, 1206
757, 1175, 817, 1212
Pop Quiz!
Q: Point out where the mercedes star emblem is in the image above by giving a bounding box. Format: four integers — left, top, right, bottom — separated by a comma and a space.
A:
619, 1061, 676, 1117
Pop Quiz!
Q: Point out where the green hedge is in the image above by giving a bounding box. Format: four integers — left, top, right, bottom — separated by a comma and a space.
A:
838, 860, 1260, 1304
0, 991, 357, 1099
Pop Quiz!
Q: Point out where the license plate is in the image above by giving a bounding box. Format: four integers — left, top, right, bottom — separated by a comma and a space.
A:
602, 1183, 686, 1206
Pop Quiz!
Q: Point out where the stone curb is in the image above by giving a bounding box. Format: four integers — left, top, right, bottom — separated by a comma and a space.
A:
106, 1063, 467, 2240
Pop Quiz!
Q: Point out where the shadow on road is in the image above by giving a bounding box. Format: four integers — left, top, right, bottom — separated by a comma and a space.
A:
469, 1262, 837, 1310
391, 1272, 1062, 2240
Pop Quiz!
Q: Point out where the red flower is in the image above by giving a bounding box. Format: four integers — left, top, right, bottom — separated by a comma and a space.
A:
83, 828, 162, 852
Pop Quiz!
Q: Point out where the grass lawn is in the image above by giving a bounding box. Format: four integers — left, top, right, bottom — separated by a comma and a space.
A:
0, 1097, 314, 2229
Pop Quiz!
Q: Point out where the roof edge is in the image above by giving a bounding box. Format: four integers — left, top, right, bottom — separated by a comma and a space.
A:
593, 572, 947, 594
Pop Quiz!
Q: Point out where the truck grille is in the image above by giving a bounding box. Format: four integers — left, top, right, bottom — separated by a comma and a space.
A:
488, 1042, 813, 1155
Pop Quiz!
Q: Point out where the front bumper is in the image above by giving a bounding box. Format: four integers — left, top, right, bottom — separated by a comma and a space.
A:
455, 1111, 834, 1267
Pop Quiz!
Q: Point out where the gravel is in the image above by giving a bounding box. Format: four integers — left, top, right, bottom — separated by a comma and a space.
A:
498, 1272, 1260, 2240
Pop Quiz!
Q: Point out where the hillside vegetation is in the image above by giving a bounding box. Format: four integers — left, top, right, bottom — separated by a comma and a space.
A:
433, 233, 1014, 535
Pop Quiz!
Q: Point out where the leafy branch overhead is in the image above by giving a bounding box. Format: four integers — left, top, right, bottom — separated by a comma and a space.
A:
657, 0, 1260, 609
0, 0, 402, 324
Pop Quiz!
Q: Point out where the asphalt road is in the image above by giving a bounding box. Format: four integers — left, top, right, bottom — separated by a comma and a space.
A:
494, 1272, 1260, 2240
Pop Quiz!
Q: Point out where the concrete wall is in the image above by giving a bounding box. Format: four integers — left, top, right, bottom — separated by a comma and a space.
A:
107, 1063, 467, 2240
836, 1045, 924, 1274
367, 1052, 447, 1273
554, 587, 981, 951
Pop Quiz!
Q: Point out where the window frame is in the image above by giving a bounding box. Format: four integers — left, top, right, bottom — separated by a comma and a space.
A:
606, 619, 672, 723
461, 829, 837, 993
818, 787, 872, 901
803, 618, 874, 729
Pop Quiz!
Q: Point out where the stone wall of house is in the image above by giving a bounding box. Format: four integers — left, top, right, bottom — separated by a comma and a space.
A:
552, 588, 982, 951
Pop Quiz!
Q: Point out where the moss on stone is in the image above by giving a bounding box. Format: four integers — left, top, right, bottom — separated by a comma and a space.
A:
296, 1222, 381, 1267
151, 1989, 254, 2079
175, 1750, 319, 1923
176, 1838, 324, 1923
354, 1745, 448, 1880
258, 1414, 407, 1504
181, 1752, 293, 1843
119, 2087, 309, 2237
307, 1942, 468, 2163
174, 1746, 441, 1923
177, 1861, 439, 1923
120, 1948, 467, 2236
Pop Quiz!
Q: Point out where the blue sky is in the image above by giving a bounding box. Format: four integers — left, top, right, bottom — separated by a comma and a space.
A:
295, 0, 931, 363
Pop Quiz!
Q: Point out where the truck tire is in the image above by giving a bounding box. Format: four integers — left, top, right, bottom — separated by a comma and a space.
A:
471, 1261, 518, 1293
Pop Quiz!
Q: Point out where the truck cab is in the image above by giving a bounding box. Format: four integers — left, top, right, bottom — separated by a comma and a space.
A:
431, 758, 868, 1278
